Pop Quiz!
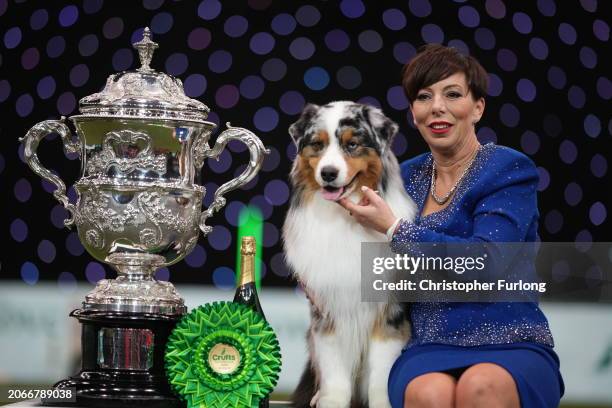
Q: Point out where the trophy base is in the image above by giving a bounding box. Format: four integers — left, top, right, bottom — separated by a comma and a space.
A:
45, 372, 182, 408
42, 309, 183, 408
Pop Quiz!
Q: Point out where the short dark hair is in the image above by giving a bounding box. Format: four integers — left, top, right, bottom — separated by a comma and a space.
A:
401, 44, 489, 103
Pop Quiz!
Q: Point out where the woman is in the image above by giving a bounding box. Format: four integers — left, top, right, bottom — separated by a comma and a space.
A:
339, 44, 564, 407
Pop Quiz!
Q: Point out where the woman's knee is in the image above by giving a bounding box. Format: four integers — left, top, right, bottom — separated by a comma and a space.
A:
404, 372, 456, 408
455, 363, 519, 408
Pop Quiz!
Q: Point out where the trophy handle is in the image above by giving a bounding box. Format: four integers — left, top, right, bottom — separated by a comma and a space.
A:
198, 123, 270, 236
19, 117, 81, 228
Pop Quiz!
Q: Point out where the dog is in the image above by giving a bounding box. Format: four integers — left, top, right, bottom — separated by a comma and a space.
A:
282, 101, 417, 408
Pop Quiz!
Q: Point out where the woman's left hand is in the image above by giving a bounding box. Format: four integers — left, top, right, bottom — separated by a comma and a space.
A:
337, 186, 398, 234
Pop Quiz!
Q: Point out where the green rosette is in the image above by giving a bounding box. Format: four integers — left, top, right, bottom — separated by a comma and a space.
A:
165, 301, 282, 408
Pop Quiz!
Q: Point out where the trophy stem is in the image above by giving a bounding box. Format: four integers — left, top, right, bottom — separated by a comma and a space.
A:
107, 252, 165, 279
82, 253, 186, 316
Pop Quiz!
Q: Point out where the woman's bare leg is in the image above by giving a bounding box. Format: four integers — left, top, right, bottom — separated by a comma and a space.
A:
455, 363, 520, 408
404, 372, 456, 408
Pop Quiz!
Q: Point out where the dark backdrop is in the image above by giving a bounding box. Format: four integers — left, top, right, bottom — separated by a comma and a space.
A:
1, 0, 610, 289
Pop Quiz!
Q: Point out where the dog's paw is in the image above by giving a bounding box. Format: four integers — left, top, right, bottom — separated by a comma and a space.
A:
368, 388, 392, 408
315, 391, 351, 408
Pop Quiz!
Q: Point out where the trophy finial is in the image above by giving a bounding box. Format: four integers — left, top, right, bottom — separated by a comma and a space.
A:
133, 27, 158, 72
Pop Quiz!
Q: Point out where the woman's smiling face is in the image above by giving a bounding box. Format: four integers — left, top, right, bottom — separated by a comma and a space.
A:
410, 72, 485, 152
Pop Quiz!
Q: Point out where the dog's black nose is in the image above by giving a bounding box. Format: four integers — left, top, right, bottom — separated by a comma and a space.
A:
320, 166, 338, 182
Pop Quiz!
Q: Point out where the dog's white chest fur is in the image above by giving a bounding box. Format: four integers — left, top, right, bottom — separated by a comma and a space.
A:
284, 188, 415, 313
283, 172, 416, 328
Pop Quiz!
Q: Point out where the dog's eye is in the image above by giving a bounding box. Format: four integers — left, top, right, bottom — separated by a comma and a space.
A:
310, 141, 324, 150
347, 141, 359, 151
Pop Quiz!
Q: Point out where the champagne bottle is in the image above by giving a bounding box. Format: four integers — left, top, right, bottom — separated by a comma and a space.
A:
233, 236, 269, 407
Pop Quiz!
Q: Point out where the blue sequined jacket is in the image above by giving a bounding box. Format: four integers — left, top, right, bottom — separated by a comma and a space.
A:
392, 143, 554, 347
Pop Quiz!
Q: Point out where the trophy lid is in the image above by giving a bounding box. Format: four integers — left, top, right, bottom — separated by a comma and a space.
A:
79, 28, 210, 123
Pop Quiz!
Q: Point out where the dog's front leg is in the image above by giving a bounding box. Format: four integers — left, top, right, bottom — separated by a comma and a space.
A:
365, 337, 405, 408
312, 330, 352, 408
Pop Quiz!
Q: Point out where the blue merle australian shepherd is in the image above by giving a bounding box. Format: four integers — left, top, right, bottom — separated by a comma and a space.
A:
283, 101, 417, 408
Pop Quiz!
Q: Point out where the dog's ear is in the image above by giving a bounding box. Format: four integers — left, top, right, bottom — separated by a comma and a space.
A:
365, 105, 399, 149
289, 103, 320, 148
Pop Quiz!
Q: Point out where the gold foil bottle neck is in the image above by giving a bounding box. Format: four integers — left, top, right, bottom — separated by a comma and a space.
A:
241, 236, 256, 256
239, 236, 256, 285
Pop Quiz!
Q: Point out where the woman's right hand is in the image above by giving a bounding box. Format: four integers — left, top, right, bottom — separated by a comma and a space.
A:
337, 186, 398, 234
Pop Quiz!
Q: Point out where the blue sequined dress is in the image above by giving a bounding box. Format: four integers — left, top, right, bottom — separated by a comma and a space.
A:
387, 144, 564, 408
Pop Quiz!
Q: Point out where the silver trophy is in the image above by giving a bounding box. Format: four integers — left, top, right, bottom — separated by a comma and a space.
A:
20, 28, 269, 406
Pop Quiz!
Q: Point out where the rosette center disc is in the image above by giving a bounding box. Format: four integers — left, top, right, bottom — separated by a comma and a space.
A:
207, 343, 241, 375
193, 328, 254, 391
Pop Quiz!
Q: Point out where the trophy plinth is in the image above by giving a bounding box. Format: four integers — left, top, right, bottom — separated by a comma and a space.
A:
21, 27, 269, 407
47, 310, 182, 408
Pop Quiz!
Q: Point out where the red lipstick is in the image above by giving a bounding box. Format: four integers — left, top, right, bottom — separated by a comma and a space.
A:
428, 121, 453, 134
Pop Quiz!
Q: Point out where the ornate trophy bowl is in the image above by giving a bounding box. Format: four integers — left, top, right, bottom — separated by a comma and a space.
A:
20, 28, 269, 406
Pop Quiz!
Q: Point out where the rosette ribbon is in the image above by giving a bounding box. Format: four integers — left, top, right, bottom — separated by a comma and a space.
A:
165, 301, 282, 408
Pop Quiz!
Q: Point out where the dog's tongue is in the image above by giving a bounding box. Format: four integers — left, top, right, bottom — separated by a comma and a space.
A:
321, 187, 344, 201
